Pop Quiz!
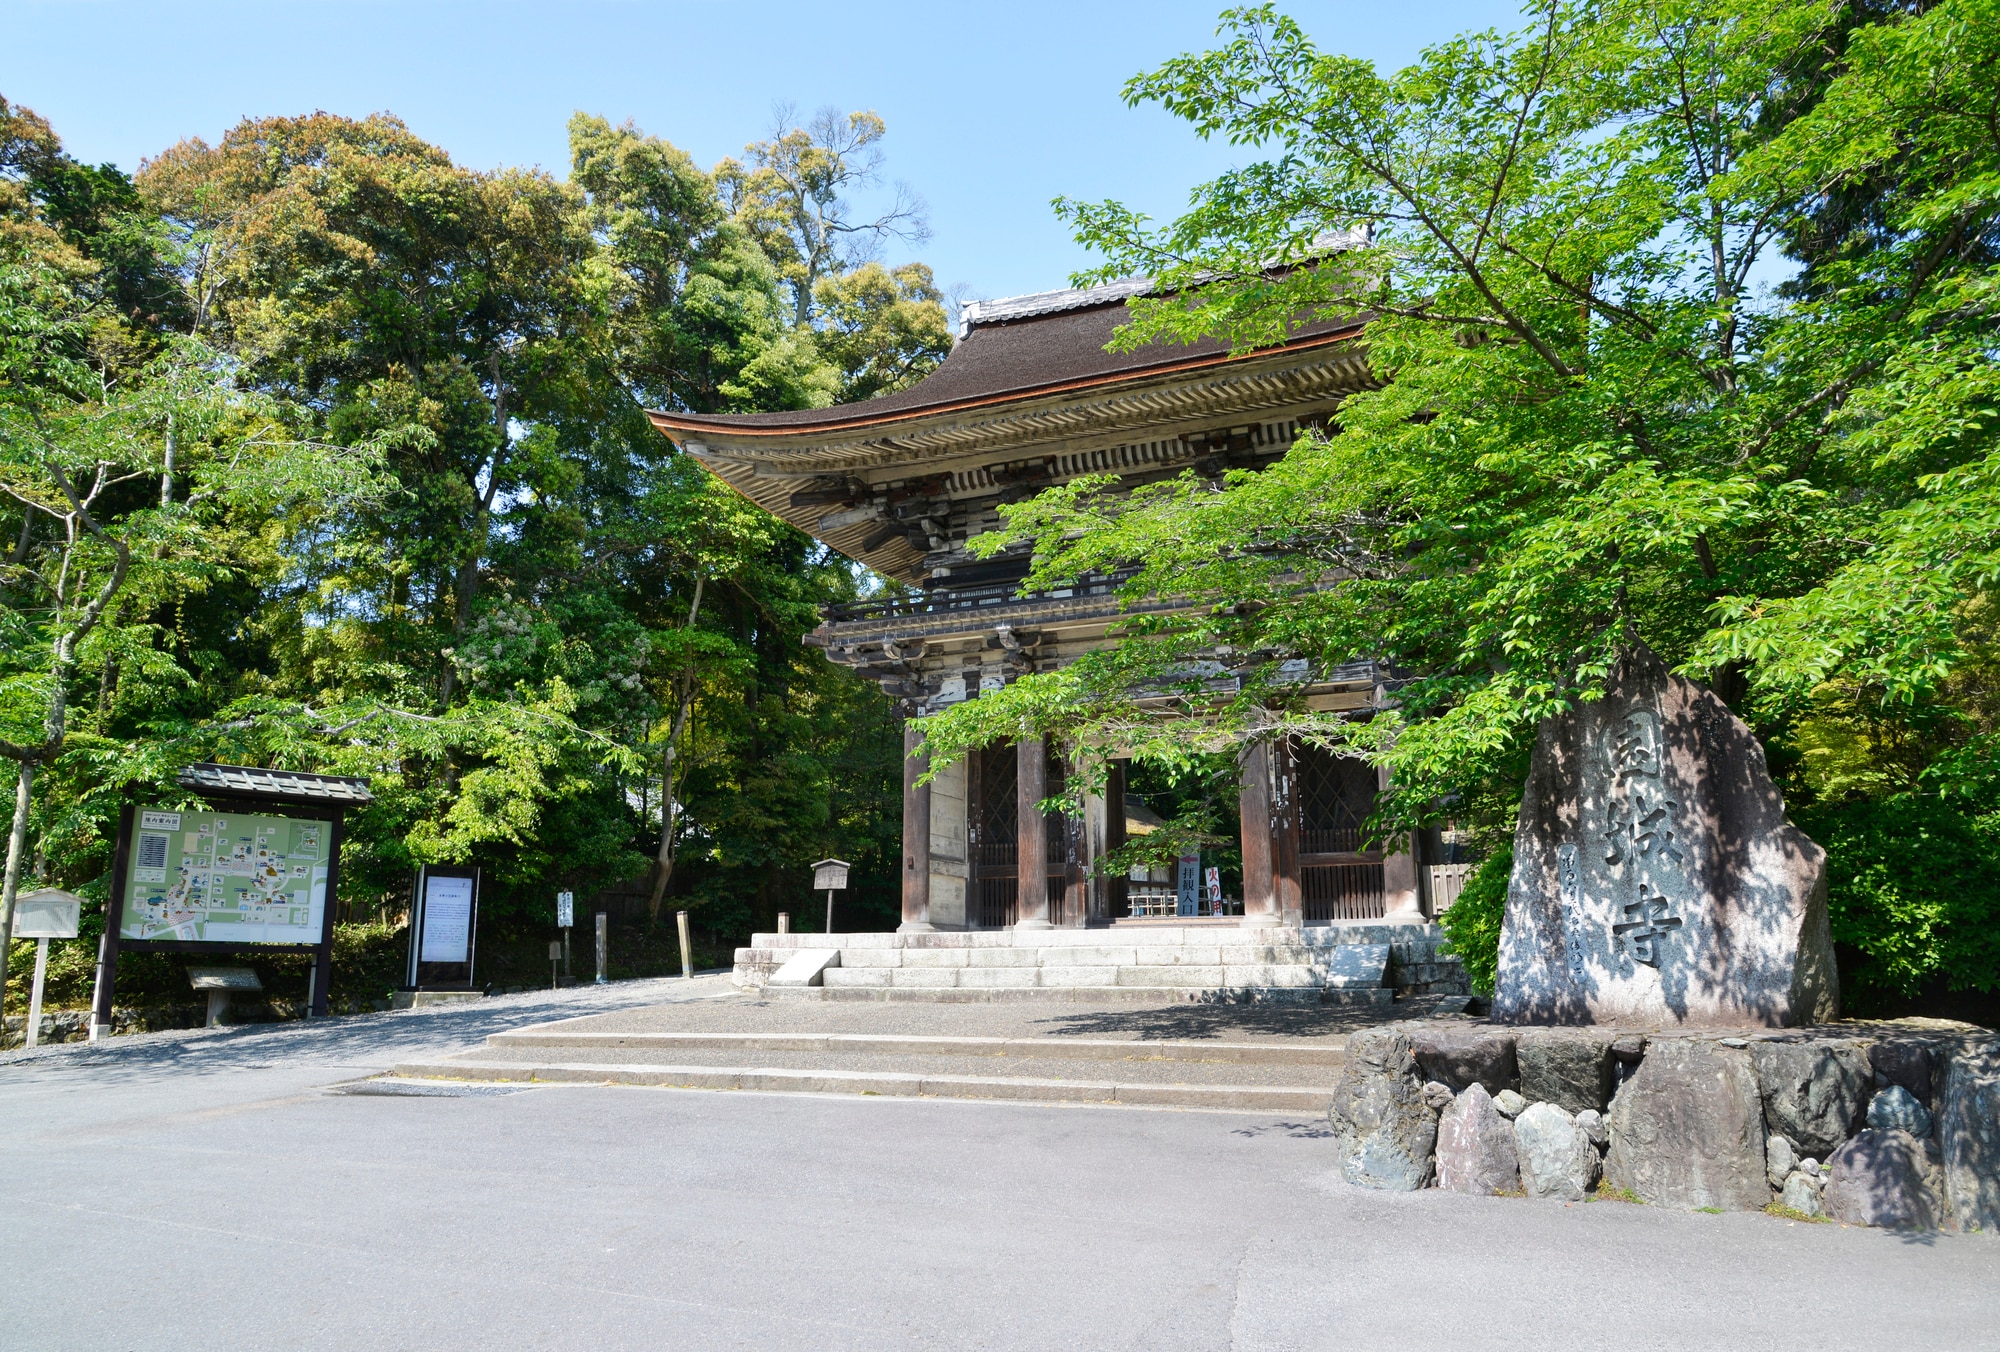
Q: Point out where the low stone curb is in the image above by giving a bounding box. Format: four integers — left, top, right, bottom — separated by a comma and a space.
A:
387, 1058, 1336, 1112
483, 1030, 1347, 1067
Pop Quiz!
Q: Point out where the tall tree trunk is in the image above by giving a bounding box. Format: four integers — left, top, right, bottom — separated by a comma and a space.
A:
0, 643, 61, 1011
160, 415, 176, 509
0, 759, 36, 1015
646, 574, 704, 924
439, 364, 510, 709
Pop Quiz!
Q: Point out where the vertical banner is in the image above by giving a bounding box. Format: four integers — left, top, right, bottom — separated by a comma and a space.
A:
1176, 854, 1200, 917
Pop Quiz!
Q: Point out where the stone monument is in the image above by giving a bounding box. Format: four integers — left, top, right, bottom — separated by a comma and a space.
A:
1492, 644, 1838, 1027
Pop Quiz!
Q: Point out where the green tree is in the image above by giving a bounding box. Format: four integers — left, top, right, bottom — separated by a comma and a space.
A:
718, 107, 931, 328
917, 0, 1999, 999
4, 95, 932, 1012
814, 261, 954, 402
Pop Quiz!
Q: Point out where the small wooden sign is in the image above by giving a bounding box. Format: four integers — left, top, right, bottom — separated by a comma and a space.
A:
811, 858, 850, 891
14, 889, 82, 940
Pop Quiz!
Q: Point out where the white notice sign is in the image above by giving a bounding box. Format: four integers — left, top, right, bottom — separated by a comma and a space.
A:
420, 875, 474, 963
557, 891, 574, 928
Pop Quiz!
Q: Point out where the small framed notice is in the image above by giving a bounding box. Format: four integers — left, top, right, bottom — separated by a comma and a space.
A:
407, 865, 480, 989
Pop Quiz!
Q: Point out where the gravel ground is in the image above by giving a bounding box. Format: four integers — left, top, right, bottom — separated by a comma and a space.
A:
0, 973, 740, 1075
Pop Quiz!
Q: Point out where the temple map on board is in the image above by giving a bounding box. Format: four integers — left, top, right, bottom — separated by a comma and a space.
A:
120, 807, 330, 944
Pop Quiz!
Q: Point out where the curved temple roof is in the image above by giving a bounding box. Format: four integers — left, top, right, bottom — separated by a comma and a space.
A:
649, 284, 1365, 442
647, 274, 1374, 579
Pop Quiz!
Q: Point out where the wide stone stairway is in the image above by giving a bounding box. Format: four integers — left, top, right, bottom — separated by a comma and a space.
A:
386, 994, 1396, 1112
731, 923, 1465, 1003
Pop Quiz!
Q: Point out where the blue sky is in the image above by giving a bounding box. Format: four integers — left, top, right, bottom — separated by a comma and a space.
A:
4, 0, 1527, 303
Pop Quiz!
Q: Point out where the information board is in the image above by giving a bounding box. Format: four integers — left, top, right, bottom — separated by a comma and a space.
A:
419, 874, 475, 963
120, 806, 330, 945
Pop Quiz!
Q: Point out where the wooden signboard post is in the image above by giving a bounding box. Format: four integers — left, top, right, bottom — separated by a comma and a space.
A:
15, 888, 81, 1049
812, 858, 850, 935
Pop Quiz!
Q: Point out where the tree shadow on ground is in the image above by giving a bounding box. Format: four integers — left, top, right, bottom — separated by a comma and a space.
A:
1023, 997, 1440, 1041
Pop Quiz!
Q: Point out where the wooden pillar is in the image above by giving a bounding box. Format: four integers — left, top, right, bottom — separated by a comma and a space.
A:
1238, 742, 1276, 926
1015, 735, 1051, 928
899, 721, 934, 932
1379, 762, 1423, 921
1103, 758, 1128, 923
1272, 736, 1303, 928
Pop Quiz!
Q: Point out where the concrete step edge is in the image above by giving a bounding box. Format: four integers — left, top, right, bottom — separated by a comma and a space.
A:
484, 1030, 1345, 1065
387, 1059, 1334, 1112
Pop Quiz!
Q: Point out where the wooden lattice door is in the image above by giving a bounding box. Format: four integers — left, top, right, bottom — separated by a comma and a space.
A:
971, 743, 1018, 928
1043, 755, 1081, 927
1295, 743, 1385, 921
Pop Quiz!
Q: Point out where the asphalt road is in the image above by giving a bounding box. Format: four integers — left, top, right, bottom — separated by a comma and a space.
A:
4, 981, 1997, 1351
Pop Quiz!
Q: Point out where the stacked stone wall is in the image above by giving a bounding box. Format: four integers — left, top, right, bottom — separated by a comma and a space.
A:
1329, 1018, 2000, 1234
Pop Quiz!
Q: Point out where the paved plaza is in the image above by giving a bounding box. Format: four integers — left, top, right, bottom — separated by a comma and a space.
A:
3, 980, 1996, 1350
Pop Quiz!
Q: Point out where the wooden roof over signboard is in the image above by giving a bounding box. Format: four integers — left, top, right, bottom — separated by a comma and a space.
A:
177, 763, 375, 805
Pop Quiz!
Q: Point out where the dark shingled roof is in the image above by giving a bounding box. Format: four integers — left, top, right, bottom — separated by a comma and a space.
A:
178, 763, 374, 805
650, 291, 1367, 439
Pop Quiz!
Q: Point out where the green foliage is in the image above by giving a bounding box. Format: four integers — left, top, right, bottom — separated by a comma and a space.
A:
814, 261, 953, 402
716, 107, 931, 328
1439, 843, 1511, 997
1, 92, 947, 1010
914, 1, 2000, 1007
924, 0, 2000, 831
1796, 796, 2000, 1010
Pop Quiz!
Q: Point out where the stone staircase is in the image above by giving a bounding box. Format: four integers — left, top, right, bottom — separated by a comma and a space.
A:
730, 923, 1465, 1004
391, 1026, 1349, 1112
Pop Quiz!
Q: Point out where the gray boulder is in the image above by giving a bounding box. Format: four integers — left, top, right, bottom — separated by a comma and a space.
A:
1866, 1084, 1933, 1139
1779, 1170, 1826, 1218
1515, 1101, 1600, 1201
1941, 1038, 2000, 1233
1823, 1129, 1943, 1230
1766, 1135, 1799, 1191
1421, 1080, 1456, 1112
1328, 1029, 1438, 1191
1516, 1028, 1617, 1114
1411, 1028, 1519, 1096
1871, 1039, 1941, 1111
1575, 1108, 1607, 1149
1605, 1039, 1770, 1210
1493, 644, 1838, 1027
1751, 1038, 1871, 1157
1435, 1083, 1521, 1196
1493, 1089, 1527, 1118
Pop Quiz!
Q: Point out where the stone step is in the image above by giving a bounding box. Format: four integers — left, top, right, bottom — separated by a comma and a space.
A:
480, 1030, 1346, 1067
825, 944, 1357, 969
386, 1058, 1336, 1113
818, 964, 1371, 990
756, 923, 1443, 946
762, 985, 1393, 1006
